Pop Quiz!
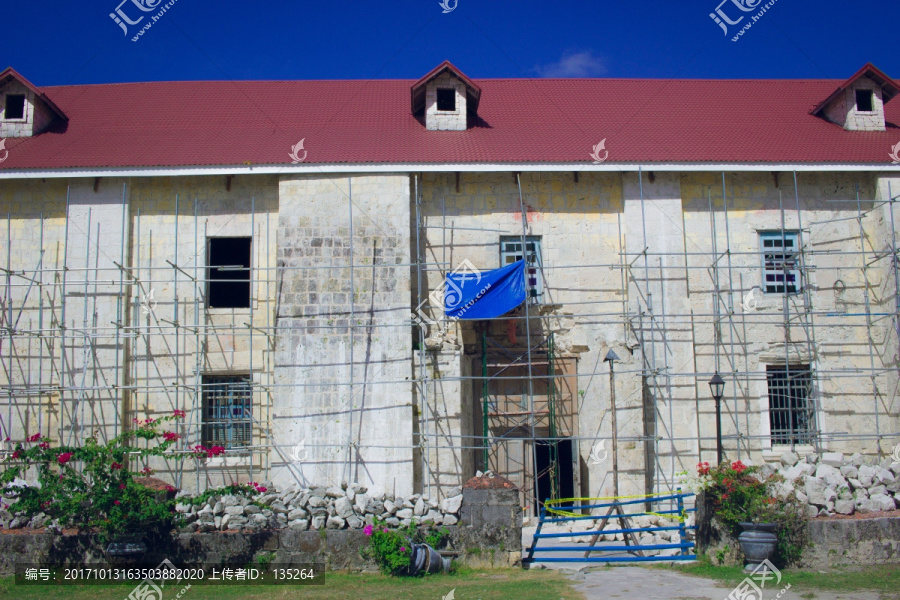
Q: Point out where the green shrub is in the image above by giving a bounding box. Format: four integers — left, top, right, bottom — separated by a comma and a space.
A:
0, 411, 256, 542
361, 518, 450, 576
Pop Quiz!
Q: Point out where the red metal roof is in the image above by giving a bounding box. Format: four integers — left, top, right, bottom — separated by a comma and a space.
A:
2, 70, 900, 170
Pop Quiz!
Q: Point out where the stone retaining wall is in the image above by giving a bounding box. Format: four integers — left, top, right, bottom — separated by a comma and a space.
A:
0, 485, 522, 575
698, 502, 900, 569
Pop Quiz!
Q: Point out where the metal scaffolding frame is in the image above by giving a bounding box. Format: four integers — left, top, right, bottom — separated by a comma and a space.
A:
0, 171, 897, 510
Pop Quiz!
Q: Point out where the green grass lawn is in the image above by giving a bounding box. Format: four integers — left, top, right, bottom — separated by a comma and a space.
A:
657, 560, 900, 597
0, 568, 583, 600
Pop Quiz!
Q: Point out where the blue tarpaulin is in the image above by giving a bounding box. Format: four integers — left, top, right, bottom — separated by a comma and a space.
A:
444, 260, 526, 320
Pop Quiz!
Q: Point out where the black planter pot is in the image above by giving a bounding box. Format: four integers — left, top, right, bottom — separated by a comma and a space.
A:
408, 543, 450, 575
738, 522, 777, 572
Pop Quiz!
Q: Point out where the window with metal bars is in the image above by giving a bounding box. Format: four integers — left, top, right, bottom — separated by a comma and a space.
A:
202, 375, 252, 448
766, 365, 814, 446
760, 231, 801, 294
500, 236, 543, 302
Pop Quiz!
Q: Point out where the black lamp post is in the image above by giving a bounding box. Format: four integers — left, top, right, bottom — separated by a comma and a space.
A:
708, 372, 726, 464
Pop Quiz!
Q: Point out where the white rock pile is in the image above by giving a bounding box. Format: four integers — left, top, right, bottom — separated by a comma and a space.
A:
767, 451, 900, 517
176, 482, 464, 533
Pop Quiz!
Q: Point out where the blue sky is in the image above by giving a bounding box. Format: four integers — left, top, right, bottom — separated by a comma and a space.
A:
2, 0, 899, 85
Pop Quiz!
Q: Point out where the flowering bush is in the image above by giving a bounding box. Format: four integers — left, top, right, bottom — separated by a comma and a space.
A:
679, 460, 808, 566
363, 518, 414, 575
361, 517, 449, 576
0, 411, 219, 541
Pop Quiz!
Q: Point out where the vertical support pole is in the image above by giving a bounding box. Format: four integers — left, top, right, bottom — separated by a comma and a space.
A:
721, 172, 740, 459
414, 174, 431, 494
778, 191, 794, 451
174, 195, 180, 453
265, 205, 271, 482
793, 171, 819, 452
346, 178, 355, 484
715, 395, 723, 465
115, 183, 127, 439
676, 489, 688, 556
38, 214, 44, 437
516, 173, 538, 514
888, 182, 900, 371
249, 196, 255, 479
856, 183, 880, 452
5, 213, 12, 443
609, 357, 619, 499
59, 187, 71, 443
525, 501, 546, 563
481, 330, 488, 471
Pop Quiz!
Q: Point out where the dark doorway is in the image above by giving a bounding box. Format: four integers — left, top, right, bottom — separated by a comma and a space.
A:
534, 438, 574, 509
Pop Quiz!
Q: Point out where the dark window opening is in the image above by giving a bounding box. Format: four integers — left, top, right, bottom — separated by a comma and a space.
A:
4, 95, 25, 120
207, 237, 251, 308
436, 88, 456, 112
856, 89, 874, 112
767, 365, 814, 446
202, 375, 252, 448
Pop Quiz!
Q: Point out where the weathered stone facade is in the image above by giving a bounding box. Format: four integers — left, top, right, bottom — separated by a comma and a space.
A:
0, 168, 897, 512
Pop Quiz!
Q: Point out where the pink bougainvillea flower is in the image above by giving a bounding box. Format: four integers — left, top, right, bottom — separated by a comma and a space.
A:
38, 442, 49, 450
165, 485, 176, 492
399, 546, 406, 552
27, 433, 42, 442
383, 527, 389, 533
140, 466, 153, 475
57, 452, 73, 466
11, 450, 21, 459
163, 432, 179, 442
111, 462, 123, 470
731, 460, 747, 473
113, 500, 121, 506
119, 483, 126, 489
206, 445, 226, 458
364, 524, 373, 537
173, 409, 186, 418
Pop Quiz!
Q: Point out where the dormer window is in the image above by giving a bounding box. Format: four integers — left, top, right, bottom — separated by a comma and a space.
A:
411, 61, 481, 131
0, 67, 66, 138
436, 88, 456, 112
4, 95, 25, 120
855, 89, 874, 112
811, 63, 899, 132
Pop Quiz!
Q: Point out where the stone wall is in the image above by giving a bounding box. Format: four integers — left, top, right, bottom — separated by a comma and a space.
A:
272, 174, 413, 497
0, 478, 523, 574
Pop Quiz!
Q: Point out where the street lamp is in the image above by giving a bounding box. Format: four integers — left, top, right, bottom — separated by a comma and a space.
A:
604, 349, 620, 498
708, 372, 726, 465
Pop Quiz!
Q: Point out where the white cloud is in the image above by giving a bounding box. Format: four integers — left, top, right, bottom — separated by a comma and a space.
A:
535, 51, 608, 78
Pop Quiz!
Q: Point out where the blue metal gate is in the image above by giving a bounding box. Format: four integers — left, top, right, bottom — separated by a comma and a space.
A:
523, 491, 697, 564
